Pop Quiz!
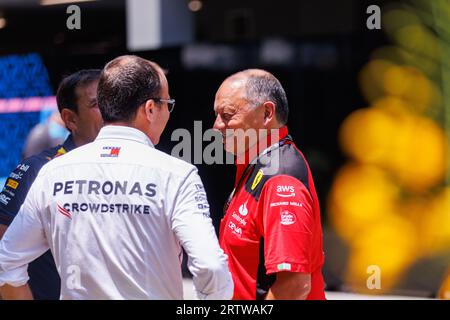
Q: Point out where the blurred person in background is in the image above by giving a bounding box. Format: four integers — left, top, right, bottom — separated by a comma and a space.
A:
213, 69, 325, 300
0, 55, 233, 300
0, 69, 103, 299
22, 110, 69, 159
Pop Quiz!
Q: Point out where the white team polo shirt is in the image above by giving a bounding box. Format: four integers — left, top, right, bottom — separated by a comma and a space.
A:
0, 125, 233, 300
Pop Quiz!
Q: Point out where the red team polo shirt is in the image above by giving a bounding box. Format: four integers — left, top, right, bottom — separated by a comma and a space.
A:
219, 126, 326, 300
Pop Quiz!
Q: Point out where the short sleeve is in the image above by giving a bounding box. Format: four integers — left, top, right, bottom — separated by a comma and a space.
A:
261, 174, 315, 274
0, 171, 49, 286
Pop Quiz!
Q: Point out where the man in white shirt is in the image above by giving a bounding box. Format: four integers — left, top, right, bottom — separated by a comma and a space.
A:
0, 55, 233, 300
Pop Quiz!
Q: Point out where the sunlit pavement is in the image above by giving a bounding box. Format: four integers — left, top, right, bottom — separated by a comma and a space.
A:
182, 278, 432, 300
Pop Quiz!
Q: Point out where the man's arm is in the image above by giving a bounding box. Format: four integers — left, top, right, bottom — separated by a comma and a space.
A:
0, 221, 9, 299
0, 283, 33, 300
0, 173, 49, 298
265, 272, 311, 300
261, 175, 317, 299
0, 158, 41, 240
171, 169, 233, 300
0, 159, 48, 300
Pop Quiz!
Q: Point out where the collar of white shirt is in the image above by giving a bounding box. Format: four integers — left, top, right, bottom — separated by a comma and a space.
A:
95, 125, 154, 148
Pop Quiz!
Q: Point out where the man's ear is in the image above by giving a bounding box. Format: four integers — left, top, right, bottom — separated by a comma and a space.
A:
60, 108, 77, 132
263, 101, 276, 125
144, 99, 156, 123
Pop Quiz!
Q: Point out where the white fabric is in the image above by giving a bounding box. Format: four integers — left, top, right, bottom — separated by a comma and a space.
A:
0, 125, 233, 300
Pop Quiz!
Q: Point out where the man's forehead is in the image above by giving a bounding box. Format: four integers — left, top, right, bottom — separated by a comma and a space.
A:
76, 80, 98, 94
215, 97, 249, 116
223, 77, 246, 91
214, 77, 248, 111
216, 78, 246, 100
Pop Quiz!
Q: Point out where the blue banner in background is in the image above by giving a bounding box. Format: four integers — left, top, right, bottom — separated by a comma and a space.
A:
0, 53, 53, 98
0, 53, 54, 180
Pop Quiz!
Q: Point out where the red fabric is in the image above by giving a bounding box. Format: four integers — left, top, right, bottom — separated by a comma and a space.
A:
260, 175, 325, 300
262, 175, 315, 274
220, 126, 325, 300
234, 126, 289, 186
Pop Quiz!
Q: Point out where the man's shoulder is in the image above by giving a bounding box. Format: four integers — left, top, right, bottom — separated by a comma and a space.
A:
12, 138, 75, 183
244, 142, 311, 200
273, 142, 310, 182
15, 143, 63, 175
26, 141, 67, 169
0, 143, 67, 223
49, 139, 198, 177
33, 138, 70, 161
146, 146, 198, 176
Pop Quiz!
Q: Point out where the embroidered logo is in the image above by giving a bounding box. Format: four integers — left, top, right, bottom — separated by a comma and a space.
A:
57, 204, 72, 220
101, 146, 121, 158
251, 169, 264, 190
238, 201, 248, 216
280, 210, 296, 225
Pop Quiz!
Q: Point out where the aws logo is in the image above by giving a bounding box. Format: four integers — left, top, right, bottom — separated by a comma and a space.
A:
276, 185, 295, 198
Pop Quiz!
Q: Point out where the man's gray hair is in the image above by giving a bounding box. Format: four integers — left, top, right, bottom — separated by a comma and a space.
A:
244, 71, 289, 125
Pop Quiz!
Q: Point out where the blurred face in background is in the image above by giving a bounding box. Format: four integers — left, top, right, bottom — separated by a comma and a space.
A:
65, 80, 103, 146
213, 78, 267, 155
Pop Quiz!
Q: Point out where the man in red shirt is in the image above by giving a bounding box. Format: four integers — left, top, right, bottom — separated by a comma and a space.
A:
213, 69, 326, 300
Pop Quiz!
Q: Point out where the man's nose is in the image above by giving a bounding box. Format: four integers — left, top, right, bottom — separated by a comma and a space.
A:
213, 115, 225, 131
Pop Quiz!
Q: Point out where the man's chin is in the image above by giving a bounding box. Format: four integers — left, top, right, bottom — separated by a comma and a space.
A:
224, 142, 250, 158
223, 142, 237, 155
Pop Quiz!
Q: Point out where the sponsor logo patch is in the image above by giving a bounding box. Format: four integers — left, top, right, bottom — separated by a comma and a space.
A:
195, 184, 204, 191
54, 147, 67, 158
101, 146, 121, 158
0, 194, 11, 205
16, 164, 30, 172
277, 262, 292, 271
231, 212, 247, 226
270, 201, 289, 207
270, 201, 303, 208
228, 221, 242, 236
251, 169, 264, 190
9, 172, 23, 180
238, 201, 248, 216
276, 185, 296, 198
197, 203, 210, 210
2, 188, 15, 197
195, 194, 207, 202
6, 179, 19, 190
194, 187, 210, 211
57, 204, 72, 219
280, 210, 296, 225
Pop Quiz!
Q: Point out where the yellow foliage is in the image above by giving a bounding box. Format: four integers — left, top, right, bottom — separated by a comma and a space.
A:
328, 163, 399, 241
345, 216, 417, 293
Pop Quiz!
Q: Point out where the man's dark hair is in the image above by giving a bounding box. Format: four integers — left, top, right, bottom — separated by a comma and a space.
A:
97, 55, 162, 123
245, 73, 289, 125
56, 69, 101, 114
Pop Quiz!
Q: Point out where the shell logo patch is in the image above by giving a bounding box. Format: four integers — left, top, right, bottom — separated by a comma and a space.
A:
251, 169, 263, 190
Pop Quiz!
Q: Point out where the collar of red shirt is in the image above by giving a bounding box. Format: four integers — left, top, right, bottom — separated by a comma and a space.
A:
234, 126, 289, 187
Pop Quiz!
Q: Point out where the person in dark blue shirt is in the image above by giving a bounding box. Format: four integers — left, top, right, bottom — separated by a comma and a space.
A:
0, 69, 103, 299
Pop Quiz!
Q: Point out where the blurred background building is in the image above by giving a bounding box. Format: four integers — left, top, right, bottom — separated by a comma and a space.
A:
0, 0, 448, 298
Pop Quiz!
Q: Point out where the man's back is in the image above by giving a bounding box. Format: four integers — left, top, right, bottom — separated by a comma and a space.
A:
0, 56, 232, 300
4, 126, 229, 299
